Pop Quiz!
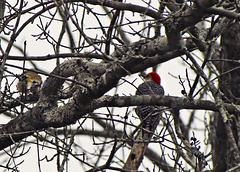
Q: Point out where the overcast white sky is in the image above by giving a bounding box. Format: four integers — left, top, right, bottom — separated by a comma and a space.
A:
0, 1, 214, 171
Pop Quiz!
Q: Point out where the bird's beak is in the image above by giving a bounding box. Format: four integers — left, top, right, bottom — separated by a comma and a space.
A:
139, 72, 147, 78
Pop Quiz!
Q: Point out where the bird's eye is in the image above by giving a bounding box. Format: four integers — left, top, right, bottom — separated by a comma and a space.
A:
22, 75, 28, 79
145, 74, 150, 79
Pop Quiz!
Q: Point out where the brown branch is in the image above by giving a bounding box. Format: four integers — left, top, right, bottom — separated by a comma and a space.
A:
123, 111, 163, 170
205, 7, 240, 20
90, 95, 240, 115
0, 53, 105, 61
89, 113, 172, 171
72, 0, 162, 19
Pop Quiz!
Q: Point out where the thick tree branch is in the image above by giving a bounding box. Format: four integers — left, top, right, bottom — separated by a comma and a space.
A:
205, 7, 240, 20
1, 93, 239, 150
90, 95, 240, 115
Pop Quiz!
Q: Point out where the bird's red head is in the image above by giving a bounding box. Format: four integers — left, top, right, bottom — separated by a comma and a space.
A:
145, 72, 161, 84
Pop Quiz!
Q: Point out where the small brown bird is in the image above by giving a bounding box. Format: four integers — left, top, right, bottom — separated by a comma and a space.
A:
17, 70, 42, 94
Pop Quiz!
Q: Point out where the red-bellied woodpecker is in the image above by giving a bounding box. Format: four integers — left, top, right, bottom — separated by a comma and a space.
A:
135, 72, 164, 129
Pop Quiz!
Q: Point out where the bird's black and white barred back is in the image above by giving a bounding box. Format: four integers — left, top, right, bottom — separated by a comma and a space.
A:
135, 72, 164, 124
